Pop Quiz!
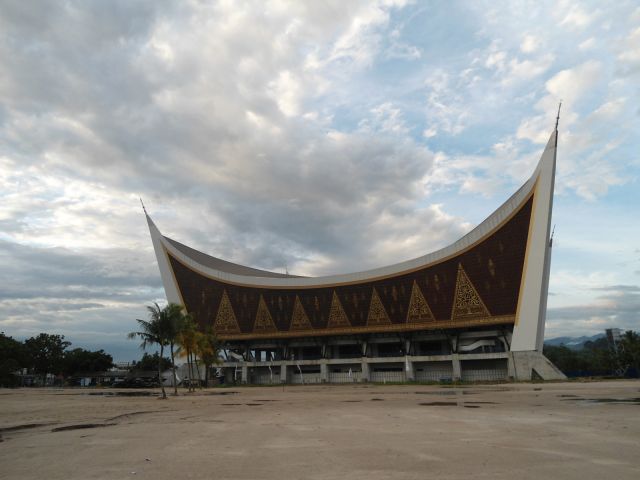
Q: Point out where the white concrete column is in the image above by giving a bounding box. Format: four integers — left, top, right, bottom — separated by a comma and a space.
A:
507, 352, 517, 379
405, 356, 415, 381
280, 364, 288, 383
241, 365, 249, 384
320, 361, 328, 383
361, 360, 370, 382
451, 354, 461, 381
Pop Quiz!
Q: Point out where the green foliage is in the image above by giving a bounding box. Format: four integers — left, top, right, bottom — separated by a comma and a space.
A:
62, 348, 113, 376
2, 332, 122, 384
618, 330, 640, 374
128, 302, 183, 398
24, 333, 71, 377
132, 352, 172, 372
544, 330, 639, 377
0, 333, 27, 386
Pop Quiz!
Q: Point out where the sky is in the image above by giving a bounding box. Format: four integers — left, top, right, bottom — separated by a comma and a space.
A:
1, 0, 638, 362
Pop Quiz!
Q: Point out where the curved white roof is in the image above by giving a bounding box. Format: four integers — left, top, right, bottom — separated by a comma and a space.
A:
148, 130, 557, 288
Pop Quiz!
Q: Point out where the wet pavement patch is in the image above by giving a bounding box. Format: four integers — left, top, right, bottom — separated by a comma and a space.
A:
370, 398, 384, 401
463, 405, 480, 408
52, 423, 116, 432
583, 398, 640, 405
0, 423, 55, 433
245, 403, 264, 406
206, 391, 239, 396
87, 391, 157, 397
105, 410, 162, 422
414, 391, 456, 396
464, 401, 499, 405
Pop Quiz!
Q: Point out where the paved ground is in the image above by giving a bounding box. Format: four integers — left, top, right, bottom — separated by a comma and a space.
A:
1, 381, 639, 480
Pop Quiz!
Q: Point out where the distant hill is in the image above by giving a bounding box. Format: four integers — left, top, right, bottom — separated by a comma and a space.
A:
544, 333, 605, 350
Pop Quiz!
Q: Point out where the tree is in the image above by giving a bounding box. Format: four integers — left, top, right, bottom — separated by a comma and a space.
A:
62, 348, 113, 376
128, 303, 171, 399
198, 327, 221, 387
177, 314, 199, 392
163, 303, 186, 396
0, 333, 26, 387
24, 333, 71, 385
132, 352, 172, 372
619, 330, 640, 376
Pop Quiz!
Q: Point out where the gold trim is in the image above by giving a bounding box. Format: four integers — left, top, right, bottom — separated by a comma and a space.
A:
253, 294, 278, 333
450, 263, 491, 321
367, 287, 391, 326
289, 295, 313, 331
327, 291, 352, 328
406, 279, 435, 323
164, 189, 536, 290
217, 315, 516, 341
213, 289, 241, 334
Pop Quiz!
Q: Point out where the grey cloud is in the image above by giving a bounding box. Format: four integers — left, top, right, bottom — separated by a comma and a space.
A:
546, 285, 640, 337
591, 285, 640, 293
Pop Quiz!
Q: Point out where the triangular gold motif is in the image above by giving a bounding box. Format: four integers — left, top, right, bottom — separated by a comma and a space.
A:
451, 264, 491, 321
367, 287, 391, 326
213, 289, 241, 334
254, 295, 278, 333
327, 291, 351, 328
406, 280, 435, 323
290, 296, 313, 331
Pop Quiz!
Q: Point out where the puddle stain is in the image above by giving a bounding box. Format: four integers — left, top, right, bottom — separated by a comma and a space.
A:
52, 423, 116, 432
86, 391, 157, 397
0, 423, 55, 433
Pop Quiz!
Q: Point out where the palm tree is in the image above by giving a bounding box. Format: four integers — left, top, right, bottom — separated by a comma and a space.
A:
177, 314, 199, 392
164, 303, 185, 396
198, 327, 221, 387
127, 302, 170, 399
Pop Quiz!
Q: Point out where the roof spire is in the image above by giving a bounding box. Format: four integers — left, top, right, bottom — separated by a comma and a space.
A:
555, 101, 562, 131
140, 197, 147, 215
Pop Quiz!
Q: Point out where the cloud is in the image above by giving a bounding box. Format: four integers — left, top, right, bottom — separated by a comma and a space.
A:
0, 0, 638, 360
520, 34, 541, 53
546, 284, 640, 337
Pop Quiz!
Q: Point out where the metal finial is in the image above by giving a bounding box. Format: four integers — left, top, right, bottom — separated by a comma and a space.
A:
555, 101, 562, 131
140, 197, 147, 214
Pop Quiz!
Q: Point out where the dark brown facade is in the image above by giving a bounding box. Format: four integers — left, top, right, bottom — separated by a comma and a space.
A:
167, 194, 534, 341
